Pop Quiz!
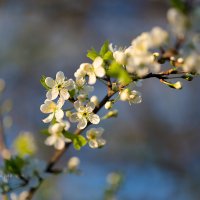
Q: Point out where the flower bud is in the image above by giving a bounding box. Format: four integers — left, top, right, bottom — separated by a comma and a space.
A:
90, 95, 99, 107
160, 79, 182, 90
105, 101, 112, 110
67, 157, 80, 171
173, 81, 182, 89
102, 109, 118, 119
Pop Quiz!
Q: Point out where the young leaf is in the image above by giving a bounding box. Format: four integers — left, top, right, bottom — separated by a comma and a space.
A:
40, 75, 50, 90
63, 131, 75, 140
107, 61, 132, 85
170, 0, 188, 14
107, 61, 122, 78
103, 51, 113, 61
87, 48, 99, 61
4, 156, 26, 175
40, 129, 50, 135
69, 89, 76, 98
100, 41, 109, 57
73, 135, 87, 150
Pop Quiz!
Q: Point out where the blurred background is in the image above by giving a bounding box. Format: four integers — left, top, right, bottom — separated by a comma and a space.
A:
1, 0, 200, 199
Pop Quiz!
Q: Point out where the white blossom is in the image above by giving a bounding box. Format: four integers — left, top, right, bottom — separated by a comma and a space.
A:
45, 71, 75, 101
80, 57, 106, 85
131, 32, 152, 52
40, 99, 64, 123
70, 101, 100, 129
90, 95, 99, 107
113, 50, 127, 65
173, 81, 182, 90
123, 27, 167, 77
150, 27, 168, 47
86, 128, 106, 148
182, 53, 200, 74
120, 89, 142, 105
167, 8, 188, 37
45, 121, 71, 150
74, 67, 86, 80
126, 47, 160, 76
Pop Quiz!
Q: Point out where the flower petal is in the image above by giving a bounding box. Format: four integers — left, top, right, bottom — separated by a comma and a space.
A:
77, 117, 87, 129
88, 74, 96, 85
81, 86, 94, 95
86, 102, 95, 113
97, 138, 106, 147
46, 88, 59, 100
88, 114, 100, 124
40, 100, 56, 113
57, 97, 65, 108
55, 109, 64, 121
64, 79, 75, 91
74, 101, 85, 112
45, 77, 55, 88
60, 89, 70, 100
42, 113, 54, 123
93, 57, 103, 68
56, 71, 65, 84
45, 135, 57, 146
89, 140, 98, 148
55, 138, 65, 150
81, 63, 93, 73
96, 128, 104, 137
70, 113, 79, 122
94, 66, 105, 78
63, 120, 71, 131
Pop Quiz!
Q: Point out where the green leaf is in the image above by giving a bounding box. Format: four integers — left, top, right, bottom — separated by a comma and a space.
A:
4, 156, 26, 175
119, 70, 132, 85
63, 131, 75, 140
170, 0, 188, 14
40, 75, 50, 90
100, 41, 109, 57
73, 135, 87, 150
103, 51, 113, 61
63, 131, 87, 150
69, 89, 76, 98
107, 61, 132, 85
107, 61, 122, 78
40, 129, 50, 135
87, 48, 99, 61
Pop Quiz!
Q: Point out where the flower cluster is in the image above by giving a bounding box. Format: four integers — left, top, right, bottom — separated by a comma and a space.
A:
111, 27, 168, 77
40, 38, 148, 150
40, 69, 103, 150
